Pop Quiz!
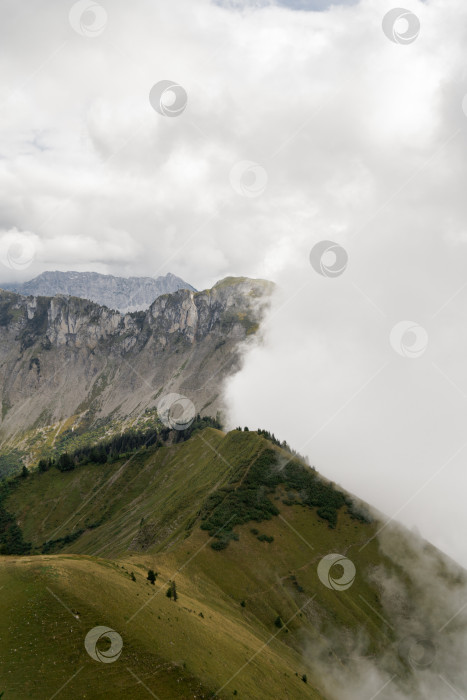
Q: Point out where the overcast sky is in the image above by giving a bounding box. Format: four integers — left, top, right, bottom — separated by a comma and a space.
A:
1, 0, 467, 568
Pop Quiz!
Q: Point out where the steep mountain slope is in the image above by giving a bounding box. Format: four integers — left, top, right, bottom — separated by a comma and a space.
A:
0, 428, 466, 699
0, 270, 195, 313
0, 277, 273, 463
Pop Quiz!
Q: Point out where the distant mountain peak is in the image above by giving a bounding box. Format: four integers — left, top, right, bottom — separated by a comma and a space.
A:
0, 270, 196, 313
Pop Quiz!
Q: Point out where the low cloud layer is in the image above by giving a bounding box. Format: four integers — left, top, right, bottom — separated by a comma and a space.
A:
301, 525, 467, 699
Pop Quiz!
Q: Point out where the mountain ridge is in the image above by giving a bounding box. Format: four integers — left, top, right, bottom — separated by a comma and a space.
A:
0, 270, 196, 313
0, 276, 274, 461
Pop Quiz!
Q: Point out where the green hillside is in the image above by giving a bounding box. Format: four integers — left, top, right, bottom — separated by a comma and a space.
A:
0, 428, 465, 699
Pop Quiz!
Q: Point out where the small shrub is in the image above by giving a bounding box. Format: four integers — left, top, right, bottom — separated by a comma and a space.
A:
316, 506, 338, 528
257, 534, 274, 543
38, 459, 50, 472
56, 452, 74, 472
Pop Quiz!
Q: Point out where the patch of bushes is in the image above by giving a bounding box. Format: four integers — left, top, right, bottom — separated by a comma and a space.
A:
201, 454, 280, 550
147, 569, 157, 584
201, 444, 359, 550
172, 415, 222, 444
346, 501, 373, 523
0, 507, 31, 554
0, 449, 25, 479
257, 534, 274, 543
40, 515, 106, 553
210, 530, 239, 550
257, 428, 291, 451
316, 507, 338, 528
166, 581, 178, 600
0, 481, 31, 555
41, 529, 84, 553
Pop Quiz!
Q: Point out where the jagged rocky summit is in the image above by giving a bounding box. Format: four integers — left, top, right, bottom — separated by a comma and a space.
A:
0, 276, 273, 441
0, 270, 195, 313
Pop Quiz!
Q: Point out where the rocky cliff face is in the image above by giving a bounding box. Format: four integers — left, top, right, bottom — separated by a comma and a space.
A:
0, 270, 195, 313
0, 277, 273, 444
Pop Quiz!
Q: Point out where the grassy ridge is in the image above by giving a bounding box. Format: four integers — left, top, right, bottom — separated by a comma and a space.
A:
6, 428, 234, 556
0, 549, 328, 699
0, 428, 462, 699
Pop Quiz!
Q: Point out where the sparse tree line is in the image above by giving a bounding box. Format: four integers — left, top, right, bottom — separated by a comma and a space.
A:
236, 426, 309, 462
38, 427, 165, 472
237, 426, 291, 451
130, 568, 178, 601
129, 568, 178, 601
35, 415, 222, 474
